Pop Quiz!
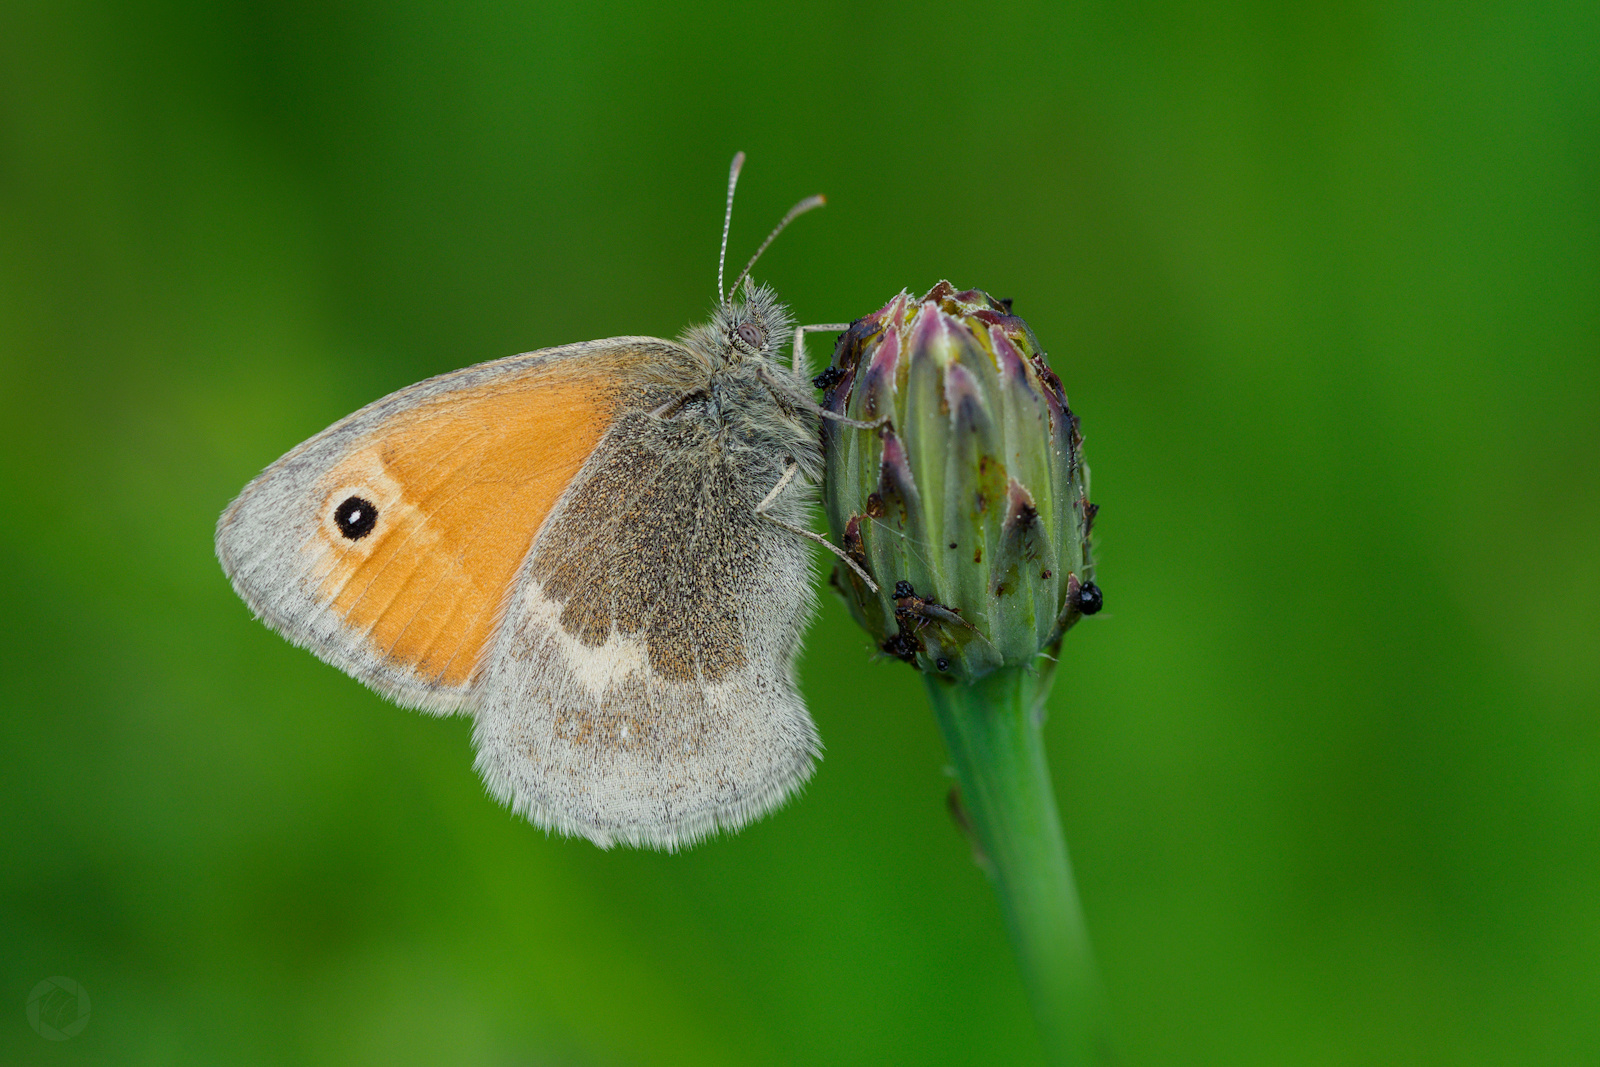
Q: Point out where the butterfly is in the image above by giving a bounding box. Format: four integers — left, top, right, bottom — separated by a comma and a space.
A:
216, 154, 880, 849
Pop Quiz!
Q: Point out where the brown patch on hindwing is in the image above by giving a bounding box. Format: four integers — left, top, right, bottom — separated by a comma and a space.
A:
309, 371, 618, 687
529, 411, 761, 683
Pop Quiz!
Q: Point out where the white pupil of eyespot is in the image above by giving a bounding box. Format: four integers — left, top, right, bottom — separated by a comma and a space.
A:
348, 509, 361, 522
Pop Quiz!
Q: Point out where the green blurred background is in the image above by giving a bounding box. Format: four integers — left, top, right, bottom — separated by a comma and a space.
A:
3, 0, 1596, 1063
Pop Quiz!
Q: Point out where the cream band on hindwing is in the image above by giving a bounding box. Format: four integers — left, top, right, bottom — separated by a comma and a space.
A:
511, 580, 655, 698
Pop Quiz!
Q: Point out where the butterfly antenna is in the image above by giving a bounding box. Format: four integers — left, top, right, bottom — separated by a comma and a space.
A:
727, 193, 826, 300
718, 151, 745, 304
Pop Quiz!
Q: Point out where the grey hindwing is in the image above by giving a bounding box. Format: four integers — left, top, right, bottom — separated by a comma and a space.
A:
471, 398, 822, 850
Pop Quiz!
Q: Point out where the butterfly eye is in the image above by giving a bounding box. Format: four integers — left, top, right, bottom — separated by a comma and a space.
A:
334, 495, 378, 540
736, 322, 765, 349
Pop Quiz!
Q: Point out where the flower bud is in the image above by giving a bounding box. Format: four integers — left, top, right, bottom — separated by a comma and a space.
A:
820, 282, 1100, 679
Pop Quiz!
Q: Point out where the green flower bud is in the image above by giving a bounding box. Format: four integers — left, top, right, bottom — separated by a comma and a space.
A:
820, 282, 1100, 680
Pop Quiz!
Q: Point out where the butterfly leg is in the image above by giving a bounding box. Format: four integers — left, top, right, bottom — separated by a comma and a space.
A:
814, 405, 890, 431
756, 363, 891, 432
753, 461, 880, 594
791, 322, 852, 377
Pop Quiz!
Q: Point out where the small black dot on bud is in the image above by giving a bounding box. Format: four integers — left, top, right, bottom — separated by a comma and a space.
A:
334, 495, 378, 540
936, 657, 950, 671
1041, 569, 1052, 579
1077, 581, 1103, 616
812, 365, 844, 390
893, 580, 916, 599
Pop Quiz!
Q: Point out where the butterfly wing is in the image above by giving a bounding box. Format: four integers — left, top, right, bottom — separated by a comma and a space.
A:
220, 336, 822, 849
215, 337, 690, 714
468, 400, 821, 849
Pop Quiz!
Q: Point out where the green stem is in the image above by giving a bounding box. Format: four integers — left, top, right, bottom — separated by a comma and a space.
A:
924, 666, 1107, 1066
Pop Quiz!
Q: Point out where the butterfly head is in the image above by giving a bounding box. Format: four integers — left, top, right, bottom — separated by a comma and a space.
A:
684, 276, 794, 368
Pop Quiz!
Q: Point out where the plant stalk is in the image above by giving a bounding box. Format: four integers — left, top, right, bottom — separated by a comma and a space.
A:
924, 666, 1107, 1066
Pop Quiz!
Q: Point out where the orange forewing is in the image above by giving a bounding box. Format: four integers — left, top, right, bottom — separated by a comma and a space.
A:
307, 368, 619, 687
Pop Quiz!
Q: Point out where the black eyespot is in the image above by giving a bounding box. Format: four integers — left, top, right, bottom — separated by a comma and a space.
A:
936, 657, 950, 671
893, 580, 916, 599
334, 495, 378, 540
1077, 581, 1103, 616
736, 322, 765, 348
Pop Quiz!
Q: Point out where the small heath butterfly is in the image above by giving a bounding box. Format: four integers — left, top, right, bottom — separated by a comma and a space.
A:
216, 155, 877, 849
